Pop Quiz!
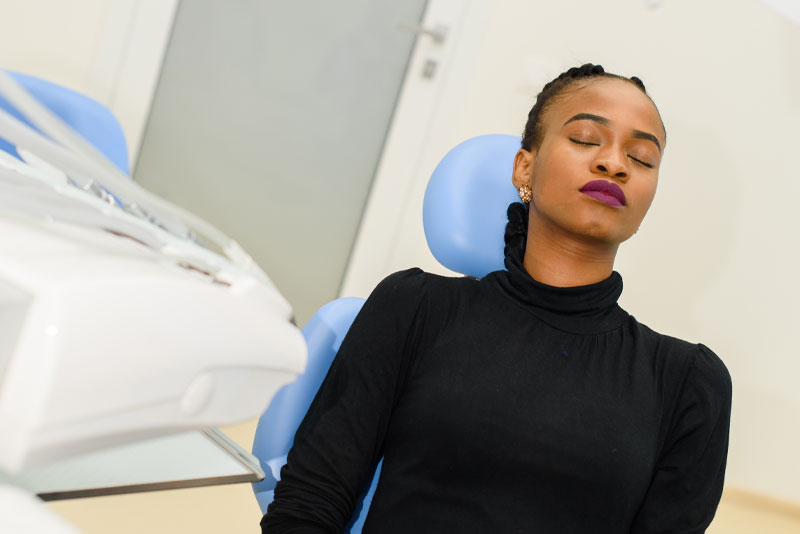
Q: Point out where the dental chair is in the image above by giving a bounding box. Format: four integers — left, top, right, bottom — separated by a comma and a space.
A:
252, 134, 522, 532
0, 70, 129, 174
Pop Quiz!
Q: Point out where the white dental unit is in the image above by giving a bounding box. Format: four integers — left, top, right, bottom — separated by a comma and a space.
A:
0, 71, 306, 532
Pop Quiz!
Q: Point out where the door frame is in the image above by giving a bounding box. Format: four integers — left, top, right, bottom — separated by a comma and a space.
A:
86, 0, 179, 170
340, 0, 494, 298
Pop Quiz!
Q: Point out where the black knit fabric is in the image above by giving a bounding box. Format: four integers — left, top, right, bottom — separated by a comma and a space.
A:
262, 257, 732, 533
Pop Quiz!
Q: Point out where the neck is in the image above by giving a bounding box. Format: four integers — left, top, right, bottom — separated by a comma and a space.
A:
522, 217, 618, 288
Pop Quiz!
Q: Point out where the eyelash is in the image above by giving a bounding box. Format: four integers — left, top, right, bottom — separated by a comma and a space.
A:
568, 138, 654, 169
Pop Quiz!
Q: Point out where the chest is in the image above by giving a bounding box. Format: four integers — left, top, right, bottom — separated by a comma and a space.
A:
386, 310, 666, 495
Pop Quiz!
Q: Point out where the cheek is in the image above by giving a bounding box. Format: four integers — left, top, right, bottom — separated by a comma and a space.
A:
531, 155, 576, 199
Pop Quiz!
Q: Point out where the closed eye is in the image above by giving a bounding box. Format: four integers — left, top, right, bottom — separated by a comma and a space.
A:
570, 137, 655, 169
628, 155, 654, 169
569, 137, 599, 147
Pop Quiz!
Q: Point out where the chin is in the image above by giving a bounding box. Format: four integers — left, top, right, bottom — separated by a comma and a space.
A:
569, 220, 630, 245
536, 206, 633, 245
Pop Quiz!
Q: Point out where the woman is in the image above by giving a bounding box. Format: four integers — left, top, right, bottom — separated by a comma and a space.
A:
262, 64, 732, 533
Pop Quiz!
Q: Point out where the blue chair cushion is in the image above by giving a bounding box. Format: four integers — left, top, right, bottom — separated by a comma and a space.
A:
423, 134, 521, 278
252, 297, 366, 514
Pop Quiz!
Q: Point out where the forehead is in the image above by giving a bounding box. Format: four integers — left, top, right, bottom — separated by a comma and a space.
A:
548, 78, 666, 143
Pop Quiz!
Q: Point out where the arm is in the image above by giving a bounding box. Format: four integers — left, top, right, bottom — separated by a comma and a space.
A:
630, 344, 733, 534
261, 269, 428, 533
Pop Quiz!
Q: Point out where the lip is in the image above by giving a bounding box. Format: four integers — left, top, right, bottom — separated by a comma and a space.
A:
579, 180, 626, 207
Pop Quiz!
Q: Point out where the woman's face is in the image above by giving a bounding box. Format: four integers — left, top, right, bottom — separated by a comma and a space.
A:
513, 78, 666, 246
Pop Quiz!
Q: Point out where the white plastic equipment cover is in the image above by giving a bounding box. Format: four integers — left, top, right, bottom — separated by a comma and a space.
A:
0, 72, 306, 472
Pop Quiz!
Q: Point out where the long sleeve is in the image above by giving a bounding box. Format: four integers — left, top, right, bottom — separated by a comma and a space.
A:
261, 269, 428, 533
630, 344, 733, 534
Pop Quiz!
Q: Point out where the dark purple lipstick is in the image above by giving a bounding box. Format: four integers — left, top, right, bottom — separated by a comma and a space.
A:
579, 180, 626, 207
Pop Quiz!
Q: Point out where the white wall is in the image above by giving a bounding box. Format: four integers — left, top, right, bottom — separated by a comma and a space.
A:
0, 0, 108, 93
366, 0, 799, 505
0, 0, 176, 169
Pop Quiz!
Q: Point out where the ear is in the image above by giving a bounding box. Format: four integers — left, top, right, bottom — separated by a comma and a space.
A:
512, 148, 535, 189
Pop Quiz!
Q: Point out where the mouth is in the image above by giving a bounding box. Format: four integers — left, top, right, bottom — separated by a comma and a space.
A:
579, 180, 626, 207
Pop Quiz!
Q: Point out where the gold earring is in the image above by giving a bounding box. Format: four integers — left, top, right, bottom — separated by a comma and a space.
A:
518, 183, 532, 203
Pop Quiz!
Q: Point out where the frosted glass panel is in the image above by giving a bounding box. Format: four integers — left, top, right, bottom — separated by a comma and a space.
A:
134, 0, 428, 325
0, 429, 262, 500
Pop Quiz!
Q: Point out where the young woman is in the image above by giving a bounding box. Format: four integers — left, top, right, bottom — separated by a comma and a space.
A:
262, 64, 732, 533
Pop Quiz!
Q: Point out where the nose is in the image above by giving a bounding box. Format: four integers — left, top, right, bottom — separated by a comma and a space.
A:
592, 150, 629, 181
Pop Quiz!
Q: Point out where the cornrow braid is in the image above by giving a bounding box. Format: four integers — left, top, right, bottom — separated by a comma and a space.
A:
520, 63, 649, 151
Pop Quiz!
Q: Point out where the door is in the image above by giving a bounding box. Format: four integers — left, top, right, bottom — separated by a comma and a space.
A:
133, 0, 472, 325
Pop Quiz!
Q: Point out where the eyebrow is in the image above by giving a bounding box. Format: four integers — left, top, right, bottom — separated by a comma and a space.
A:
563, 112, 661, 153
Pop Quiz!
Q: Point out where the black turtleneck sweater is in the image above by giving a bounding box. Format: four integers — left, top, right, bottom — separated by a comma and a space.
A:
262, 256, 732, 533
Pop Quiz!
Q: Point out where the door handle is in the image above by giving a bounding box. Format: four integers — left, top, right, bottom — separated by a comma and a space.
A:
397, 23, 448, 44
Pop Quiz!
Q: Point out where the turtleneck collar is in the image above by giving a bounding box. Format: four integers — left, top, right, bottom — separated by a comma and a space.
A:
485, 250, 629, 334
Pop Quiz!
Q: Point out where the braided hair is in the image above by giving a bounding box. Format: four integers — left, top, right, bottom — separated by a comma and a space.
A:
506, 63, 653, 261
521, 63, 648, 151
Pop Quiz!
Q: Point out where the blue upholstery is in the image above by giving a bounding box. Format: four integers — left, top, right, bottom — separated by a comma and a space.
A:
423, 134, 521, 278
252, 298, 371, 528
253, 134, 523, 530
0, 70, 129, 175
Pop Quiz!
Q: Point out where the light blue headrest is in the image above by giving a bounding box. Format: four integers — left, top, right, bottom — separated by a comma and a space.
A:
0, 70, 130, 175
423, 134, 522, 278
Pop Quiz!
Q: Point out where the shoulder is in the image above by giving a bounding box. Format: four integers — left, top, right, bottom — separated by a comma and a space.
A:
370, 267, 445, 302
629, 318, 732, 405
366, 268, 484, 333
358, 269, 429, 321
661, 343, 733, 454
686, 343, 732, 404
372, 268, 481, 301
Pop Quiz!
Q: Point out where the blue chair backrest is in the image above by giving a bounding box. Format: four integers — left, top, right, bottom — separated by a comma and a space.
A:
252, 134, 522, 531
252, 298, 370, 529
0, 70, 129, 175
424, 134, 521, 278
